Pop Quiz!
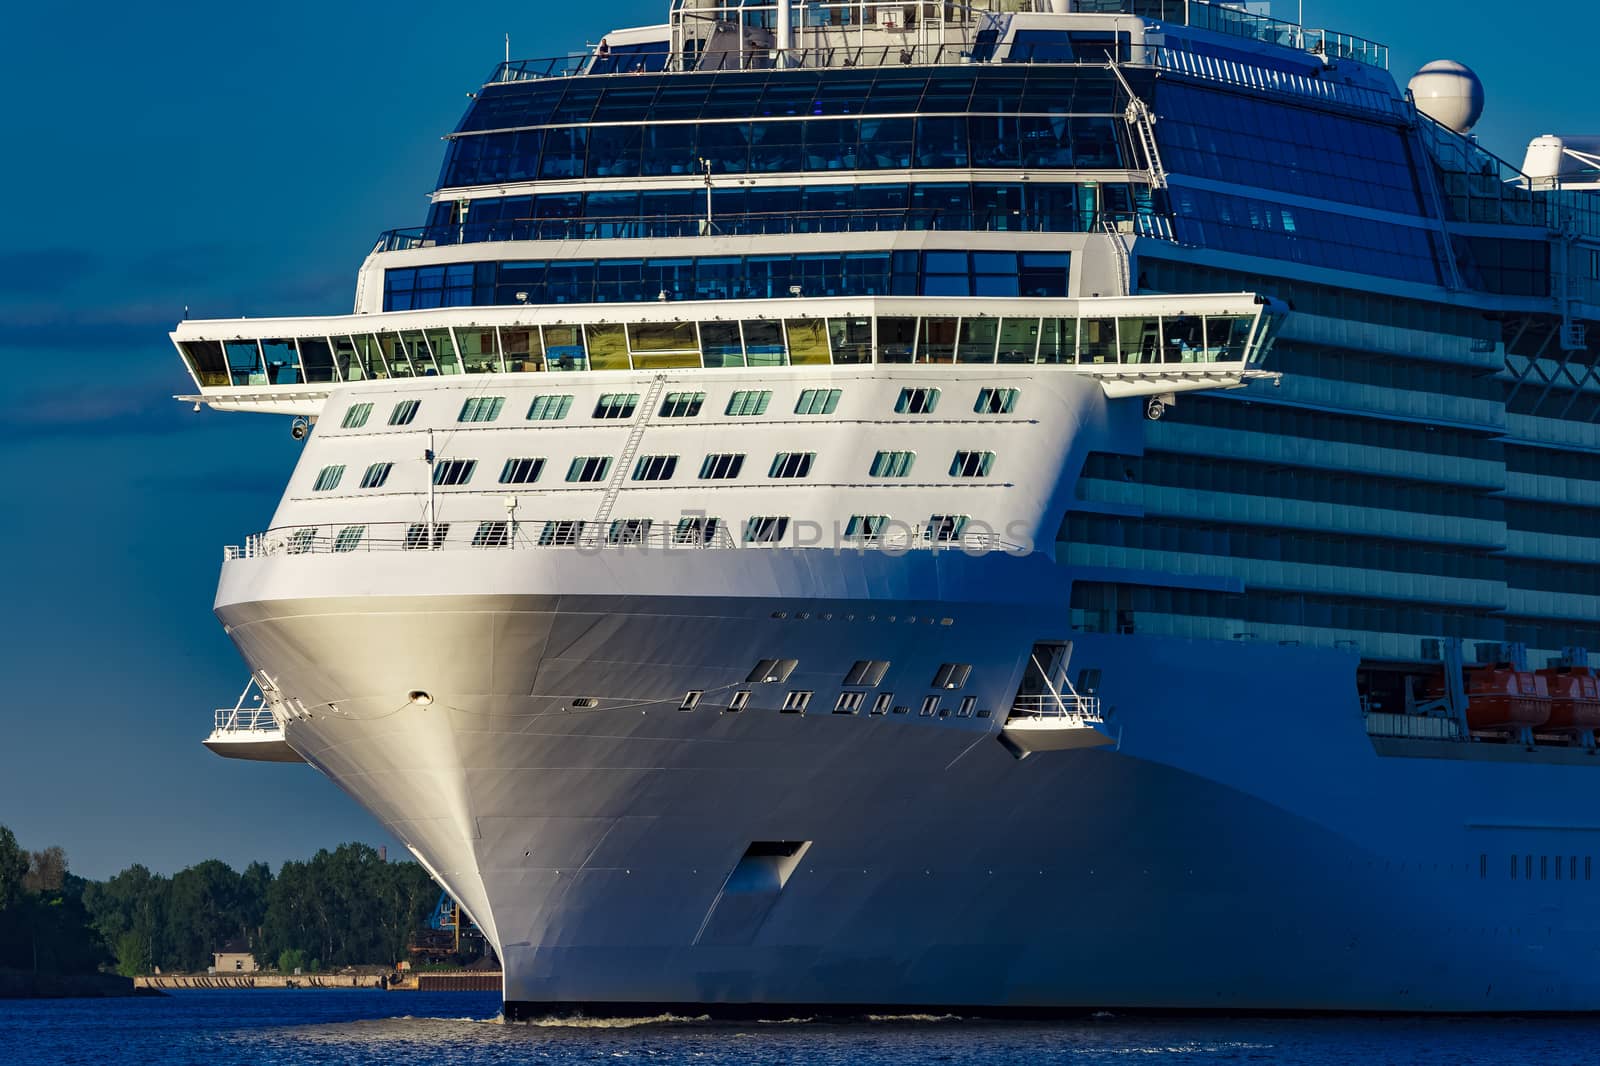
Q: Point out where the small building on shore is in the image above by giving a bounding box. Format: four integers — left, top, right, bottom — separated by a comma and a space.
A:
211, 940, 258, 974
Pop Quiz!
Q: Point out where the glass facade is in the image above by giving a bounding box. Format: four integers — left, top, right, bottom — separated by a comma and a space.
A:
1153, 83, 1429, 216
397, 181, 1141, 247
381, 250, 1071, 310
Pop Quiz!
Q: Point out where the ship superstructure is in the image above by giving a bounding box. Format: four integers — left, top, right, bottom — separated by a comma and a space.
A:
180, 0, 1600, 1014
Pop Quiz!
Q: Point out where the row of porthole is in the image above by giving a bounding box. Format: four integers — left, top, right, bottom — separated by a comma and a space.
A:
336, 385, 1020, 432
308, 449, 998, 493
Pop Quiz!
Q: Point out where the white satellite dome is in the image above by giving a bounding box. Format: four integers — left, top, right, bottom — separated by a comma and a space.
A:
1408, 60, 1485, 134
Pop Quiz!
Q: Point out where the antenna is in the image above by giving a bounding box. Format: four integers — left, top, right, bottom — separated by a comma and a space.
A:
505, 33, 510, 64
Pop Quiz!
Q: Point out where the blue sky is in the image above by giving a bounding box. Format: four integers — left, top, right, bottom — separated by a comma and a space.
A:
0, 0, 1590, 881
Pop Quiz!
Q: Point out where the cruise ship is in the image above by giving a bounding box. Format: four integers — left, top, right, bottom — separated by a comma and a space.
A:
181, 0, 1600, 1014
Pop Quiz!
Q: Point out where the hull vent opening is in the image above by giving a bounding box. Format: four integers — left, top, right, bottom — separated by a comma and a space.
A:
693, 841, 812, 947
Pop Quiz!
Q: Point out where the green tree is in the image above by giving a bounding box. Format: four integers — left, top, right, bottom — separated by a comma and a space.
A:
0, 826, 28, 912
83, 865, 171, 971
113, 931, 151, 977
165, 860, 245, 972
277, 947, 307, 974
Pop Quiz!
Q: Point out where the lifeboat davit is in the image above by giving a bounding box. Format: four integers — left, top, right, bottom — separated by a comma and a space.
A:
1536, 666, 1600, 730
1428, 665, 1551, 730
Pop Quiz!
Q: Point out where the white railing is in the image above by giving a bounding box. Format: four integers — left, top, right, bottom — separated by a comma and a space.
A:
1010, 693, 1103, 723
224, 519, 1033, 560
211, 704, 280, 734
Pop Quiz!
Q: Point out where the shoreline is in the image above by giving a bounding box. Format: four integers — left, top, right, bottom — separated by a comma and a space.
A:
0, 970, 140, 999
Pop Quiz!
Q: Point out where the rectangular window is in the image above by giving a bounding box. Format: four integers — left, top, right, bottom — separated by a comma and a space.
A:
728, 690, 750, 712
844, 660, 891, 687
747, 658, 799, 683
726, 389, 772, 416
674, 515, 722, 545
795, 388, 842, 415
632, 455, 678, 481
457, 396, 505, 423
432, 459, 477, 486
974, 387, 1020, 414
359, 462, 393, 489
834, 691, 864, 715
680, 690, 703, 711
286, 528, 316, 555
659, 391, 706, 417
312, 465, 346, 492
950, 451, 996, 477
527, 394, 573, 421
538, 520, 585, 545
844, 515, 890, 543
472, 520, 511, 547
389, 399, 421, 426
333, 526, 365, 553
404, 522, 448, 550
958, 696, 977, 717
340, 402, 373, 429
870, 692, 894, 716
926, 514, 969, 543
933, 663, 972, 689
593, 392, 640, 419
920, 695, 940, 716
607, 518, 653, 544
769, 452, 816, 479
782, 690, 813, 714
870, 450, 916, 478
567, 456, 614, 482
699, 453, 745, 480
499, 457, 546, 484
745, 516, 791, 543
895, 387, 940, 414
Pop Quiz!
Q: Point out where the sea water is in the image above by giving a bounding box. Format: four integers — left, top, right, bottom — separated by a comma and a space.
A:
2, 991, 1598, 1065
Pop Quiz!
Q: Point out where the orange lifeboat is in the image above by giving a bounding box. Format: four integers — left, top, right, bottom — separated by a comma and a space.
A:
1427, 666, 1551, 730
1536, 666, 1600, 730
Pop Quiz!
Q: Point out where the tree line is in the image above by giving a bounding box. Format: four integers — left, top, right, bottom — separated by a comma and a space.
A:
0, 825, 440, 977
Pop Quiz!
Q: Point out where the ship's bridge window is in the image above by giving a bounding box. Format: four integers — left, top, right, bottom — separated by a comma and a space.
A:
933, 663, 972, 690
340, 402, 373, 429
727, 390, 772, 416
359, 463, 394, 490
745, 516, 791, 544
527, 394, 573, 421
567, 457, 614, 483
538, 520, 585, 546
593, 393, 639, 420
895, 388, 940, 415
748, 658, 798, 684
927, 515, 969, 543
225, 341, 264, 386
769, 453, 816, 479
659, 391, 706, 418
312, 465, 346, 493
844, 515, 890, 544
499, 457, 546, 485
675, 516, 722, 546
473, 521, 511, 547
457, 396, 504, 423
608, 519, 653, 545
950, 451, 995, 478
389, 400, 421, 426
632, 455, 678, 482
870, 451, 916, 478
795, 389, 842, 416
700, 453, 745, 480
975, 388, 1019, 414
432, 459, 477, 487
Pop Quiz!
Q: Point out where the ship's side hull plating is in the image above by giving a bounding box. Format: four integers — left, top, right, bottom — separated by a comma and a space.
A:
216, 543, 1600, 1014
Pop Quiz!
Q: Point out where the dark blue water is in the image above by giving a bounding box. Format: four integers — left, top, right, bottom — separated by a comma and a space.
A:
3, 992, 1599, 1065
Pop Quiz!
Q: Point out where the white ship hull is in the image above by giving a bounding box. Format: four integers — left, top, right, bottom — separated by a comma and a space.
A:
217, 542, 1600, 1014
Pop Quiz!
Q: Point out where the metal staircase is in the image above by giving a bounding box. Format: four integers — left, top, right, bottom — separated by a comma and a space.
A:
1108, 62, 1167, 191
1102, 218, 1133, 296
1551, 211, 1588, 352
587, 374, 669, 544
